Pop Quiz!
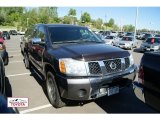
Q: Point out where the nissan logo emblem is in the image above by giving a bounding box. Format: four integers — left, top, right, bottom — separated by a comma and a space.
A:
109, 62, 117, 70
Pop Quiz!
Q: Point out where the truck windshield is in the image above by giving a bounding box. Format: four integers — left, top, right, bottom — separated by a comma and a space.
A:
48, 26, 103, 44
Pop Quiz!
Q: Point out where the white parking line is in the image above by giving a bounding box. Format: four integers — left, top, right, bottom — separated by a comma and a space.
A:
20, 104, 52, 114
9, 61, 23, 63
7, 73, 31, 77
7, 50, 21, 52
9, 54, 22, 56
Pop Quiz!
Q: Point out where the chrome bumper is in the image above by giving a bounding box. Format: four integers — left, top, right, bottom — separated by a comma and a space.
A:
133, 81, 145, 103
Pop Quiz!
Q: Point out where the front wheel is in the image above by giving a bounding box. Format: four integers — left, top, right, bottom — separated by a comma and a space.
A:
24, 53, 30, 69
46, 71, 66, 108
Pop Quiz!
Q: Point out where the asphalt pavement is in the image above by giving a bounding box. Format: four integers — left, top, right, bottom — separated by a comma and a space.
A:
4, 35, 156, 114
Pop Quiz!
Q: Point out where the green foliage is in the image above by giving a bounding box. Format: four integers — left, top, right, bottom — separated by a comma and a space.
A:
81, 12, 91, 23
68, 8, 76, 16
0, 15, 5, 25
123, 24, 135, 32
108, 18, 114, 27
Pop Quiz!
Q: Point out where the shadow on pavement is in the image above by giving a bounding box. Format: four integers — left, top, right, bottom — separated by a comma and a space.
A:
95, 85, 157, 113
133, 48, 144, 53
28, 66, 91, 107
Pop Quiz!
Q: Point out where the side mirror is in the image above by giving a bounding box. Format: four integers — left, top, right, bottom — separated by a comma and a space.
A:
32, 38, 42, 44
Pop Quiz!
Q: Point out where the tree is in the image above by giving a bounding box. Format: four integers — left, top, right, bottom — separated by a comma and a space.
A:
95, 18, 103, 29
0, 15, 5, 25
112, 24, 119, 31
108, 18, 114, 27
63, 15, 72, 24
68, 8, 76, 16
123, 24, 135, 32
81, 12, 91, 23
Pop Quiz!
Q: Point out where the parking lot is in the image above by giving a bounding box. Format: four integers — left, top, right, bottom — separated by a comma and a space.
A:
5, 35, 156, 113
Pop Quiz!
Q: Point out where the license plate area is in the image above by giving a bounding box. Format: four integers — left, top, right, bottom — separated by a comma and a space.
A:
107, 86, 119, 96
99, 86, 119, 96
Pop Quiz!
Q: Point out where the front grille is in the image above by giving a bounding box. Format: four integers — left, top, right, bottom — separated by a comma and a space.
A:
125, 57, 130, 69
103, 59, 121, 73
88, 57, 130, 75
119, 43, 125, 45
88, 62, 102, 74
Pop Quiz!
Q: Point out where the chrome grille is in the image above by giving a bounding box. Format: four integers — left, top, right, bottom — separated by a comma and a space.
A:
103, 59, 121, 73
88, 62, 102, 74
125, 57, 130, 69
88, 57, 130, 75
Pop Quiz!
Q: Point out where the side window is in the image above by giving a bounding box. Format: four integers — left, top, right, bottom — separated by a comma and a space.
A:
37, 26, 45, 42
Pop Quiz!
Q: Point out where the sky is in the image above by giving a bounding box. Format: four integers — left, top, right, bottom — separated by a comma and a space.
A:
57, 7, 160, 31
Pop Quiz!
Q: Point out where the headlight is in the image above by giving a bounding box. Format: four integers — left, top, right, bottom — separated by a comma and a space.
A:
126, 43, 131, 46
59, 58, 87, 76
129, 54, 134, 66
153, 46, 159, 49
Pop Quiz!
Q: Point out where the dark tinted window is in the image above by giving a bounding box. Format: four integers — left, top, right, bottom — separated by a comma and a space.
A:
122, 37, 133, 41
155, 35, 160, 37
146, 38, 160, 43
105, 36, 114, 39
48, 26, 101, 43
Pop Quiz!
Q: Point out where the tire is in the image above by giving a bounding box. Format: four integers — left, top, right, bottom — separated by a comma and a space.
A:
111, 42, 114, 46
130, 45, 133, 50
4, 56, 8, 66
24, 53, 30, 69
46, 71, 66, 108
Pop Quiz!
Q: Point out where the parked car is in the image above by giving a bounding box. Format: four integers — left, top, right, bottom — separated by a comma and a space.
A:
154, 34, 160, 38
141, 33, 153, 40
140, 37, 160, 52
125, 32, 134, 37
23, 24, 137, 108
9, 30, 17, 35
0, 56, 6, 96
103, 35, 119, 46
0, 56, 18, 113
133, 51, 160, 111
2, 31, 10, 40
117, 36, 138, 50
17, 31, 25, 35
0, 34, 9, 65
110, 31, 118, 36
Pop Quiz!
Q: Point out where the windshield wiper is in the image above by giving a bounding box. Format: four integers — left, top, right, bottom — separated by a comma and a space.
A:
53, 39, 104, 44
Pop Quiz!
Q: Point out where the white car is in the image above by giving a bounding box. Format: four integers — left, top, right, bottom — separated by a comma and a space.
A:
18, 31, 25, 35
103, 35, 119, 46
117, 36, 139, 50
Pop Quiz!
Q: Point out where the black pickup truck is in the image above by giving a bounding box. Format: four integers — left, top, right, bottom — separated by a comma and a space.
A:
133, 51, 160, 111
23, 24, 137, 108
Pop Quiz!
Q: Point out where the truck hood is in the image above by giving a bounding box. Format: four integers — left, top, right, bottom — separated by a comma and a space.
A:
51, 43, 130, 61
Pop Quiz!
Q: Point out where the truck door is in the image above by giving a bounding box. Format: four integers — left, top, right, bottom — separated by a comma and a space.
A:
30, 26, 46, 72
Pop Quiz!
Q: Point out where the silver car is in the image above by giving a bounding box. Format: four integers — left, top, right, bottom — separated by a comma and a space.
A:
103, 35, 119, 46
117, 36, 138, 50
140, 37, 160, 51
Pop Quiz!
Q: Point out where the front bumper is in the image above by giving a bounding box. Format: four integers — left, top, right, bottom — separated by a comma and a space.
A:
133, 81, 145, 103
140, 46, 159, 52
118, 44, 131, 49
57, 65, 137, 100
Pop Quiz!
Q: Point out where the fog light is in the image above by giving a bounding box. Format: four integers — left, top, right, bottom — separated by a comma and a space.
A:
78, 89, 87, 97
